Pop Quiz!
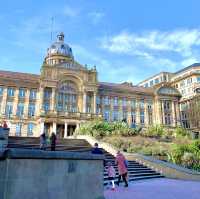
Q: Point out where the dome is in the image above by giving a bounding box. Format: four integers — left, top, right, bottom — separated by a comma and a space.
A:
47, 32, 73, 59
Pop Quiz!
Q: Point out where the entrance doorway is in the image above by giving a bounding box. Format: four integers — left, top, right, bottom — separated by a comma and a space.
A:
67, 125, 76, 136
57, 124, 65, 138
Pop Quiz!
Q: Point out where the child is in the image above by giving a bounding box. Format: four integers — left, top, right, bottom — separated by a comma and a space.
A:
107, 162, 116, 190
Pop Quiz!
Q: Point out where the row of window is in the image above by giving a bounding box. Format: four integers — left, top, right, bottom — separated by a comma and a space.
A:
101, 96, 152, 108
0, 87, 37, 99
144, 75, 167, 87
5, 102, 35, 118
103, 111, 146, 124
15, 123, 35, 136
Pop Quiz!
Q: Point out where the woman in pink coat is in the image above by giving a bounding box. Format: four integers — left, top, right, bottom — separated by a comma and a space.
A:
115, 151, 128, 187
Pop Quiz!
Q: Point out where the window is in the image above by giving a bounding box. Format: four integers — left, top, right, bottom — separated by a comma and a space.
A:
103, 96, 110, 105
43, 103, 50, 112
147, 100, 153, 109
131, 99, 136, 108
122, 98, 126, 106
144, 83, 148, 88
30, 89, 37, 100
17, 103, 24, 117
163, 75, 167, 81
131, 111, 136, 124
164, 101, 171, 110
164, 113, 171, 125
140, 99, 144, 109
150, 80, 153, 86
5, 102, 13, 118
155, 78, 159, 84
140, 111, 145, 124
28, 103, 35, 117
187, 78, 192, 85
16, 123, 22, 136
19, 88, 26, 98
0, 87, 3, 96
113, 97, 118, 106
197, 76, 200, 82
122, 111, 127, 122
44, 88, 52, 99
27, 123, 35, 136
180, 80, 185, 87
7, 88, 15, 97
112, 111, 118, 121
104, 110, 110, 121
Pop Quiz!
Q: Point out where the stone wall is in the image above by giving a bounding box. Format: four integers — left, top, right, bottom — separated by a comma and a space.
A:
0, 149, 105, 199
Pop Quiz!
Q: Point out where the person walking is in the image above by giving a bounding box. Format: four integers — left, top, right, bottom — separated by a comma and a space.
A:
40, 133, 47, 150
50, 132, 57, 151
115, 151, 128, 187
107, 162, 116, 190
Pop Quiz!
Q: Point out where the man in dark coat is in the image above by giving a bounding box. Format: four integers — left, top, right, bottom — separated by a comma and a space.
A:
50, 132, 57, 151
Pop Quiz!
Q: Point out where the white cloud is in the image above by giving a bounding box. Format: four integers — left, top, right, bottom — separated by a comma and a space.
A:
101, 29, 200, 58
88, 11, 105, 25
63, 6, 79, 18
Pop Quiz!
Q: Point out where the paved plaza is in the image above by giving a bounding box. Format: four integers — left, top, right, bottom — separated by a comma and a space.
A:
104, 178, 200, 199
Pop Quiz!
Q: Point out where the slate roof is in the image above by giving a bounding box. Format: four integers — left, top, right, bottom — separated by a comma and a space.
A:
175, 63, 200, 74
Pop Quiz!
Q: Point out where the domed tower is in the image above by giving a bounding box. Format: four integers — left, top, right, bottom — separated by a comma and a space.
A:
44, 32, 74, 65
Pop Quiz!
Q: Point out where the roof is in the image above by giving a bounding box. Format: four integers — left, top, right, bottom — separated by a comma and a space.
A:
175, 63, 200, 75
99, 82, 154, 95
137, 71, 173, 85
0, 70, 40, 82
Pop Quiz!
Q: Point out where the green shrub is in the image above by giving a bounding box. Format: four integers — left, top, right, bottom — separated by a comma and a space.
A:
143, 125, 165, 137
173, 127, 189, 138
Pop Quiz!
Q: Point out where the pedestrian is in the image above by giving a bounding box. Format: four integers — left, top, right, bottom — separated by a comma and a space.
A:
3, 121, 8, 128
40, 133, 47, 150
107, 162, 116, 190
50, 132, 57, 151
91, 143, 103, 154
115, 151, 128, 187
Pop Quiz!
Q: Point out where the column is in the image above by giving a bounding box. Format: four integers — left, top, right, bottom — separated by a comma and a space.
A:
93, 92, 97, 114
51, 87, 56, 112
52, 122, 57, 134
127, 99, 132, 126
161, 101, 165, 125
83, 92, 87, 113
171, 100, 176, 127
144, 100, 149, 127
13, 89, 19, 116
136, 98, 140, 125
64, 122, 68, 138
40, 121, 44, 135
24, 89, 30, 118
176, 101, 181, 126
1, 87, 7, 115
39, 87, 44, 111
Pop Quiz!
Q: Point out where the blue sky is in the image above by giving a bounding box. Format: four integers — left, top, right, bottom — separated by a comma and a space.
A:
0, 0, 200, 84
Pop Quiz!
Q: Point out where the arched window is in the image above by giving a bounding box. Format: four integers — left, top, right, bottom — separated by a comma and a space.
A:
57, 81, 78, 112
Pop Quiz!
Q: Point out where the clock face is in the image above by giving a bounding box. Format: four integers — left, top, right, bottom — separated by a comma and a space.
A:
195, 88, 200, 93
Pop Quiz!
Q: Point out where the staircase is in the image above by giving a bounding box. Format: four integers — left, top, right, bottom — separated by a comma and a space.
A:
8, 136, 164, 185
103, 149, 164, 185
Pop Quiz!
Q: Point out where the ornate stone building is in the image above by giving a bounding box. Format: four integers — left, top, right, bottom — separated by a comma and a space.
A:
0, 33, 181, 137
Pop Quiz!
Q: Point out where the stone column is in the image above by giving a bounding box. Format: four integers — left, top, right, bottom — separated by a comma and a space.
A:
127, 99, 132, 126
1, 87, 7, 115
135, 99, 140, 125
53, 122, 57, 134
51, 87, 56, 112
161, 100, 165, 125
83, 92, 87, 113
93, 92, 97, 114
39, 87, 44, 111
144, 101, 149, 127
176, 101, 181, 126
40, 121, 44, 135
24, 89, 30, 118
13, 89, 19, 116
171, 100, 176, 127
64, 122, 68, 138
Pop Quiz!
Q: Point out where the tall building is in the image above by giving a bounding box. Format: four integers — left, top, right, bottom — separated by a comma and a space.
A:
138, 63, 200, 128
0, 33, 181, 137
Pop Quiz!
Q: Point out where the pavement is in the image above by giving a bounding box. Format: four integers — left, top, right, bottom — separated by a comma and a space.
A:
104, 178, 200, 199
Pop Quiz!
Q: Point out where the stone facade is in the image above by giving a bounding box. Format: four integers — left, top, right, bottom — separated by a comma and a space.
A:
0, 33, 181, 137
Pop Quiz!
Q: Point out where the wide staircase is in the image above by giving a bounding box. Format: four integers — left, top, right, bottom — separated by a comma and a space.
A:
8, 136, 164, 185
